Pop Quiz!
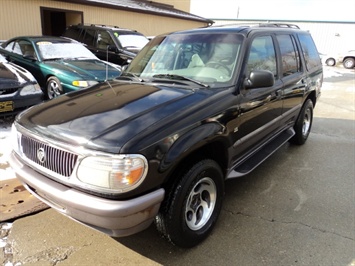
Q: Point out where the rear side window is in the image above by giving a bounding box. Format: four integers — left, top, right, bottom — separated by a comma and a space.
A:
5, 40, 33, 57
3, 41, 15, 52
82, 29, 96, 46
276, 34, 301, 77
63, 27, 81, 40
298, 33, 320, 70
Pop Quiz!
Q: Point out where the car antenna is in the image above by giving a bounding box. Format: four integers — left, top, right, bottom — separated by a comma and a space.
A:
105, 45, 117, 95
105, 45, 109, 82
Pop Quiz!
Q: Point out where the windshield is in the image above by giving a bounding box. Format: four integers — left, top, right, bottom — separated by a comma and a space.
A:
113, 32, 149, 49
125, 32, 243, 87
36, 41, 98, 60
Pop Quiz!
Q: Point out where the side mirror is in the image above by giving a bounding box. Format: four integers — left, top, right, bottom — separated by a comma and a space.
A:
244, 70, 274, 89
122, 64, 128, 71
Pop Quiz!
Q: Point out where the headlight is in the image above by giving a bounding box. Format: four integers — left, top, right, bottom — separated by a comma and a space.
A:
11, 123, 22, 155
72, 80, 98, 87
19, 83, 41, 96
77, 154, 148, 193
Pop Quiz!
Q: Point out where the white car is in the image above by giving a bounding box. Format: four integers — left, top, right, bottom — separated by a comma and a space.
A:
320, 50, 355, 69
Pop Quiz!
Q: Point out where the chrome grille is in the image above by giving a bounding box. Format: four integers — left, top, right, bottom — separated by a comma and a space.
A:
20, 135, 78, 177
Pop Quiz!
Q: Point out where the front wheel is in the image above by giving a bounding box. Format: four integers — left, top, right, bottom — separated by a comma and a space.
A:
46, 76, 63, 99
290, 99, 313, 145
155, 159, 224, 248
343, 58, 355, 69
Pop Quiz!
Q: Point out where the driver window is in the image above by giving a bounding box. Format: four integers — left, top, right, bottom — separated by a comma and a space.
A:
18, 41, 35, 57
247, 36, 277, 77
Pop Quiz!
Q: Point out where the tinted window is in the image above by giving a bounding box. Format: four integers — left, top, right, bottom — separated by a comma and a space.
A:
63, 27, 82, 40
82, 29, 96, 46
96, 30, 114, 49
247, 35, 277, 77
276, 34, 301, 77
298, 33, 320, 70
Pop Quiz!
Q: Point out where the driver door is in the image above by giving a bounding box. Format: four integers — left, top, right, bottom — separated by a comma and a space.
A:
232, 35, 283, 158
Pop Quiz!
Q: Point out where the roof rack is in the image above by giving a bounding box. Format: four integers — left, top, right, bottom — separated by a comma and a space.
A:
73, 23, 138, 32
259, 23, 300, 29
75, 23, 120, 29
89, 23, 120, 29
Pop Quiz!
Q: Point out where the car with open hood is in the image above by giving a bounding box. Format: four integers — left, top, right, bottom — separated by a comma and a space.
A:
0, 53, 43, 115
0, 36, 122, 99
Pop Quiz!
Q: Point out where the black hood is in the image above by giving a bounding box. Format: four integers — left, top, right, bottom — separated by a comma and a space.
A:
17, 81, 209, 153
0, 61, 35, 89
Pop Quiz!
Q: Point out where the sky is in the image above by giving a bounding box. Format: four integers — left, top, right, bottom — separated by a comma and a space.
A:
190, 0, 355, 22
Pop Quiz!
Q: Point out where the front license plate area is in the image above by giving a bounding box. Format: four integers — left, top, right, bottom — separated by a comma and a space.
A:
0, 101, 14, 113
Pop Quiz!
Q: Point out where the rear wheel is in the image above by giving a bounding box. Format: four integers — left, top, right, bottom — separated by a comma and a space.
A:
46, 76, 63, 99
155, 159, 224, 248
290, 99, 313, 145
343, 58, 355, 69
325, 58, 336, 66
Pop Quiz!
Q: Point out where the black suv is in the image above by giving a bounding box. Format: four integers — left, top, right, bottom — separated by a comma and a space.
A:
10, 24, 322, 248
62, 24, 149, 66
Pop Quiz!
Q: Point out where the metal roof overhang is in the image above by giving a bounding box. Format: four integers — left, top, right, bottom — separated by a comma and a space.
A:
54, 0, 214, 24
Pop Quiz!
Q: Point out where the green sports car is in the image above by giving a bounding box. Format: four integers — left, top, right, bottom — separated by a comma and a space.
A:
0, 36, 122, 99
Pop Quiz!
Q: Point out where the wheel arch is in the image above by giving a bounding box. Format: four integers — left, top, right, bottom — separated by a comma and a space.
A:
343, 56, 355, 61
161, 139, 229, 190
45, 75, 61, 88
45, 74, 61, 83
306, 90, 317, 108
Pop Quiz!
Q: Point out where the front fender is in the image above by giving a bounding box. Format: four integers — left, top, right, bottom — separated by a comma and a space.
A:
160, 122, 224, 171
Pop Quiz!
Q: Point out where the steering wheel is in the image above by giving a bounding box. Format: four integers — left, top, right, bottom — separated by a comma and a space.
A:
205, 61, 231, 75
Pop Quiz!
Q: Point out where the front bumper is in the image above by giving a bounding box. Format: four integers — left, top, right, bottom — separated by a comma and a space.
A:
9, 151, 165, 237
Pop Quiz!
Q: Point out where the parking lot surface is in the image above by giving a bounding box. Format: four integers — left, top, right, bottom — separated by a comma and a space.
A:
1, 66, 354, 265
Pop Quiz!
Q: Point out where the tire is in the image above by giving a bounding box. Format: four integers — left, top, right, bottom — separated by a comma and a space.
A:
46, 76, 63, 99
155, 159, 224, 248
290, 99, 313, 145
325, 58, 336, 66
343, 58, 355, 69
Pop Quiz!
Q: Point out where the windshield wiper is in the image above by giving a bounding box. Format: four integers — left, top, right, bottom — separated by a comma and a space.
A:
118, 72, 144, 82
43, 57, 63, 61
152, 74, 209, 88
67, 57, 92, 60
123, 46, 139, 49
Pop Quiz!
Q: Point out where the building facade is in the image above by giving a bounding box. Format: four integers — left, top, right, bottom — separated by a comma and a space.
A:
0, 0, 212, 40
